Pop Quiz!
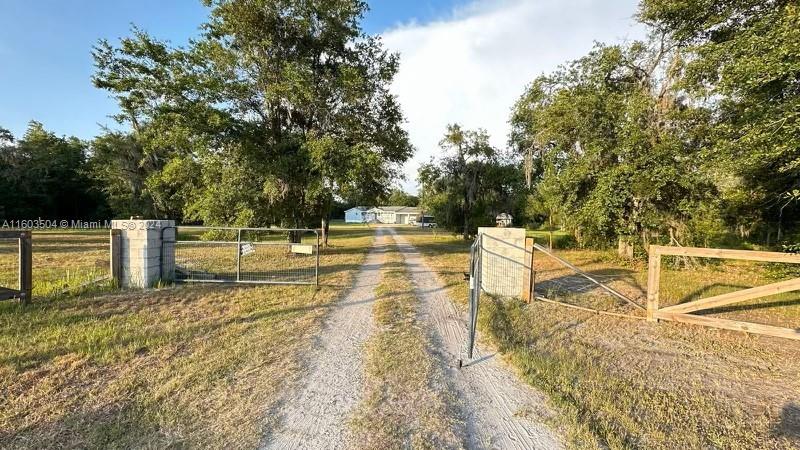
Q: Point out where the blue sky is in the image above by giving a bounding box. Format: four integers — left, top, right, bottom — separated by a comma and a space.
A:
0, 0, 469, 140
1, 0, 644, 192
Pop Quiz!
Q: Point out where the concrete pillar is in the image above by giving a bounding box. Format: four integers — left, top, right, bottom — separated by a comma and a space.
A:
110, 219, 175, 288
478, 227, 527, 297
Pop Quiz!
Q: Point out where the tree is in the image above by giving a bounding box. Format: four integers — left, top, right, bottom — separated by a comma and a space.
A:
93, 0, 413, 244
0, 122, 107, 221
89, 131, 161, 219
639, 0, 800, 244
419, 124, 527, 239
384, 189, 419, 206
509, 39, 717, 251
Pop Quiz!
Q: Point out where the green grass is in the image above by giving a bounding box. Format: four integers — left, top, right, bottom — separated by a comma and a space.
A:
395, 227, 800, 450
350, 238, 463, 449
0, 230, 110, 298
526, 229, 573, 248
0, 226, 374, 449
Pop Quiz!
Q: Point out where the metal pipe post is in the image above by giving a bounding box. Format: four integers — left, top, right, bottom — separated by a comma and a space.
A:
236, 228, 242, 282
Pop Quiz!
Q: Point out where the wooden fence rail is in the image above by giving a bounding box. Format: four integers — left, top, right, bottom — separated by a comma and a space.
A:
0, 230, 32, 303
646, 245, 800, 341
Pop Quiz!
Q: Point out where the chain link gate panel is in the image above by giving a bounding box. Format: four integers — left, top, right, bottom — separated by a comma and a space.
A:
161, 227, 319, 286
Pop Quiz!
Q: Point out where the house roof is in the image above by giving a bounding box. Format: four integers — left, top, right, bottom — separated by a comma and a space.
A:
376, 206, 422, 214
345, 206, 368, 212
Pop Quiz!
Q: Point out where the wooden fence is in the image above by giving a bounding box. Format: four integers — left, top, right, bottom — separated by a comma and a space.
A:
647, 245, 800, 341
0, 230, 32, 304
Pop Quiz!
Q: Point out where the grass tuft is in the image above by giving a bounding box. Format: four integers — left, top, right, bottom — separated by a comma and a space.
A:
350, 239, 464, 449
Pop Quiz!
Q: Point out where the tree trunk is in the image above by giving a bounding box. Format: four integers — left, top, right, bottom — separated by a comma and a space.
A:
617, 237, 634, 259
319, 191, 333, 248
321, 216, 330, 248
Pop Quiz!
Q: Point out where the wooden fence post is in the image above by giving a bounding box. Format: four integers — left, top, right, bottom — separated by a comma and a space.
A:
522, 237, 535, 302
110, 229, 121, 286
646, 246, 660, 322
18, 231, 32, 304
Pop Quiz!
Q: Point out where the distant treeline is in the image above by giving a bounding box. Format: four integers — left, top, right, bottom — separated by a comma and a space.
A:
0, 123, 109, 221
0, 122, 416, 224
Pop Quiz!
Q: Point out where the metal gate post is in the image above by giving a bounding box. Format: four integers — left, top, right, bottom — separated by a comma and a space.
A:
466, 243, 476, 361
472, 234, 482, 357
110, 229, 121, 286
465, 233, 483, 362
315, 230, 320, 287
236, 228, 242, 282
18, 231, 32, 304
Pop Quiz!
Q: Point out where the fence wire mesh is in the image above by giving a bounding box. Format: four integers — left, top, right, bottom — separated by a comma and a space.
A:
479, 234, 528, 297
0, 238, 19, 297
31, 231, 110, 296
164, 227, 319, 285
464, 233, 534, 362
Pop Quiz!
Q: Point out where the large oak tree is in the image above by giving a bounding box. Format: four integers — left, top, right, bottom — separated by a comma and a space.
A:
93, 0, 413, 243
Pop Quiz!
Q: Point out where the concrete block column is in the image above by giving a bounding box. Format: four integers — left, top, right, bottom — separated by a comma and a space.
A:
477, 227, 527, 297
110, 219, 175, 288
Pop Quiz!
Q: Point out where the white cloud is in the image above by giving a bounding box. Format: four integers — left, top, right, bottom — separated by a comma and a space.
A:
381, 0, 646, 193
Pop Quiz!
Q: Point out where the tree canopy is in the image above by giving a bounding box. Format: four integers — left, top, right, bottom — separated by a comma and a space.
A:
0, 122, 106, 221
419, 124, 526, 239
507, 1, 800, 251
383, 189, 419, 207
3, 0, 798, 253
92, 0, 413, 233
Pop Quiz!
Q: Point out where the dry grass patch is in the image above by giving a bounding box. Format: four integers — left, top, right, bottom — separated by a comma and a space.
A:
0, 230, 110, 298
395, 227, 800, 449
350, 239, 464, 449
0, 226, 373, 449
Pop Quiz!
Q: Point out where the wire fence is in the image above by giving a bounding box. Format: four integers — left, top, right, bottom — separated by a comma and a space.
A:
0, 238, 19, 298
0, 230, 109, 301
163, 227, 319, 285
480, 234, 528, 297
31, 231, 110, 296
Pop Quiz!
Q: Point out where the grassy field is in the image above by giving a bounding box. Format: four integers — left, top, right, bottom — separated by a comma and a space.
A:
173, 242, 317, 283
395, 227, 800, 449
0, 226, 373, 449
0, 230, 111, 298
350, 238, 462, 449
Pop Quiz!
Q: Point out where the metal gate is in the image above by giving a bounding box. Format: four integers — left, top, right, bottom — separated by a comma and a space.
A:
462, 232, 534, 366
463, 233, 483, 365
162, 227, 319, 286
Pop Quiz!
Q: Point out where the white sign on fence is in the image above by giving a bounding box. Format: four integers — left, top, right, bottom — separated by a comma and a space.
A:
240, 242, 255, 256
291, 244, 313, 255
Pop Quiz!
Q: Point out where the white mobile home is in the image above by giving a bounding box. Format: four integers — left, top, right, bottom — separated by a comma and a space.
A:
344, 206, 422, 224
344, 206, 369, 223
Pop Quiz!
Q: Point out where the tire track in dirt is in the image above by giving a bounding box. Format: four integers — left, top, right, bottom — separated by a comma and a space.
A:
389, 229, 562, 450
262, 230, 387, 450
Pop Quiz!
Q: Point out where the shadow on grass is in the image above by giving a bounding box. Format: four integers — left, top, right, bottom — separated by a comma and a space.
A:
535, 268, 644, 300
774, 402, 800, 444
0, 401, 169, 449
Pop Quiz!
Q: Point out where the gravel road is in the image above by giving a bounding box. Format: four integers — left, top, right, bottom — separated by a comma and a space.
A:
262, 230, 387, 450
390, 229, 562, 450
